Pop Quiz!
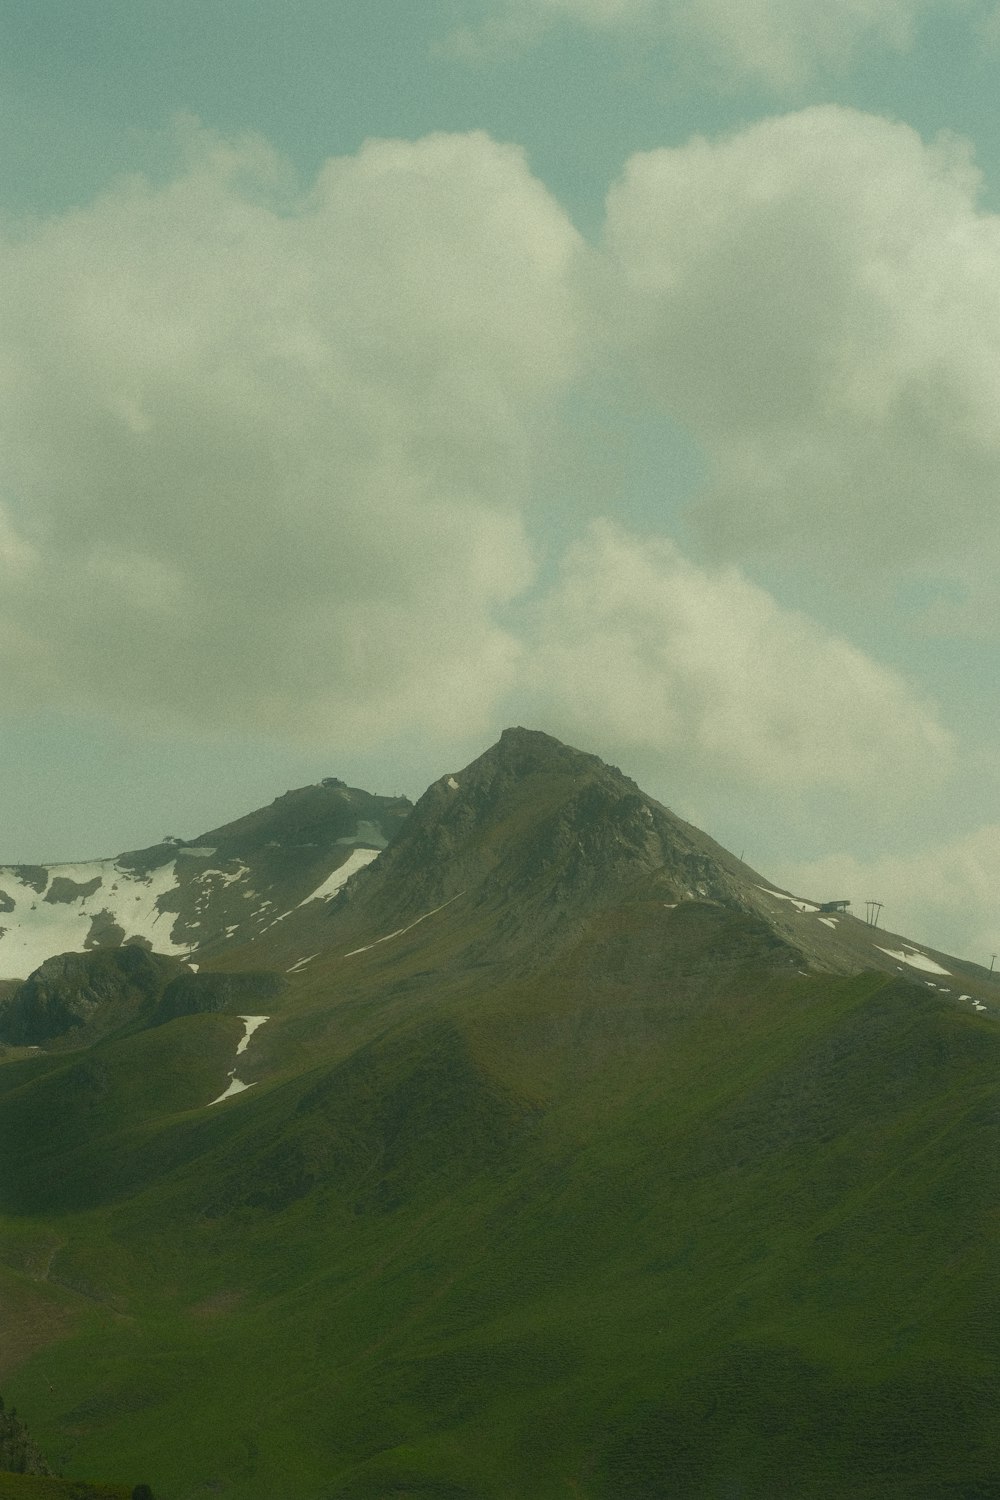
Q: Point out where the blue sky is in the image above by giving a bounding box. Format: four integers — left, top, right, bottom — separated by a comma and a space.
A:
3, 0, 1000, 961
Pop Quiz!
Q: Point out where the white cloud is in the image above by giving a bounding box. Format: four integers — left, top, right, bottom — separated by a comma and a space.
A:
603, 106, 1000, 573
525, 520, 953, 795
451, 0, 942, 87
780, 823, 1000, 963
0, 125, 584, 743
0, 113, 980, 831
670, 0, 931, 90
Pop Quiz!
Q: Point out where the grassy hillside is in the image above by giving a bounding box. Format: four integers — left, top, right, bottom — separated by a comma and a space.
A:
0, 1478, 132, 1500
1, 892, 997, 1498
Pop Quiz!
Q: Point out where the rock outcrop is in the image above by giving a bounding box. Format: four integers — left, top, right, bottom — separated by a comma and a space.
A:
0, 945, 188, 1047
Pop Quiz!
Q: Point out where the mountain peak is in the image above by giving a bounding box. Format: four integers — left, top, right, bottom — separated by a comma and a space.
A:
318, 727, 751, 965
495, 723, 596, 760
442, 726, 629, 807
481, 725, 612, 778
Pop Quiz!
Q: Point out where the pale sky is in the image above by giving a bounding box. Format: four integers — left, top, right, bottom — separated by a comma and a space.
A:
3, 0, 1000, 963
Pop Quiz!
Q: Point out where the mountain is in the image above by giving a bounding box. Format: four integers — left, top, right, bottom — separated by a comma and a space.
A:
0, 730, 997, 1499
309, 726, 970, 975
1, 728, 984, 1002
0, 779, 412, 982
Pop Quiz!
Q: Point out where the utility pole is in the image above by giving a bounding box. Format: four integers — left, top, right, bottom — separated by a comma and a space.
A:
990, 954, 997, 976
865, 900, 883, 928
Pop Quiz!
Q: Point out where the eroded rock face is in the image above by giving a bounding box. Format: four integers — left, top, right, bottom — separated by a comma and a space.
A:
0, 945, 187, 1047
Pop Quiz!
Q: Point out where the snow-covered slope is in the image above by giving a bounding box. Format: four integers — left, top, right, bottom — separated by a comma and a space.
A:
0, 858, 193, 977
0, 780, 411, 980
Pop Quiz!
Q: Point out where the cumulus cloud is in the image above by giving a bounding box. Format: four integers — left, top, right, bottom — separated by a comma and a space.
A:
780, 823, 1000, 963
0, 112, 974, 828
603, 106, 1000, 574
0, 124, 584, 742
450, 0, 939, 87
524, 520, 953, 796
671, 0, 928, 89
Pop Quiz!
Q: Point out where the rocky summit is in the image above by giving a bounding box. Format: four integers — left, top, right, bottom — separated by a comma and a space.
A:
322, 726, 757, 949
0, 730, 997, 1499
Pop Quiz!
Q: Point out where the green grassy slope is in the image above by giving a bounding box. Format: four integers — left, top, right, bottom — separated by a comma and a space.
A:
0, 1013, 249, 1214
0, 1477, 132, 1499
1, 895, 997, 1499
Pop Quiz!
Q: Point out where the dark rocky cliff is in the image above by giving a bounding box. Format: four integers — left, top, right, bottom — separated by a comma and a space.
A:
0, 946, 187, 1048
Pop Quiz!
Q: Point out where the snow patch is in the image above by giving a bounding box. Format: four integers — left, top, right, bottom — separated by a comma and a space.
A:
876, 946, 951, 976
0, 857, 190, 977
756, 885, 818, 913
818, 916, 838, 929
236, 1014, 269, 1054
209, 1076, 254, 1104
298, 846, 379, 906
287, 953, 319, 973
194, 863, 249, 888
344, 892, 464, 957
447, 776, 460, 790
208, 1015, 269, 1104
